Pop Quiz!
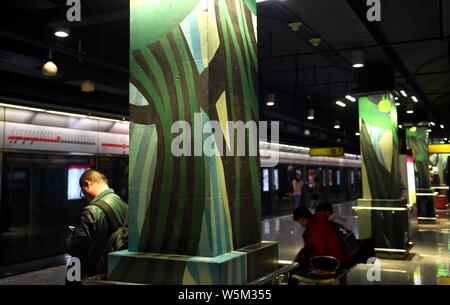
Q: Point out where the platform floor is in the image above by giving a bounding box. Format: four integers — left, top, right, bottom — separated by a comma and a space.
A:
262, 201, 450, 285
2, 201, 450, 285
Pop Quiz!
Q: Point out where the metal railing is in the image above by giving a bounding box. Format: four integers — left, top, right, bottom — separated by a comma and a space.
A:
247, 262, 299, 285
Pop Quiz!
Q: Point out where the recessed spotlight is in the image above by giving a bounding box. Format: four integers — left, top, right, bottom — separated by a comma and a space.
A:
54, 29, 70, 38
394, 97, 399, 101
351, 50, 364, 68
334, 120, 340, 129
288, 22, 302, 32
309, 38, 322, 47
440, 124, 445, 129
355, 132, 360, 136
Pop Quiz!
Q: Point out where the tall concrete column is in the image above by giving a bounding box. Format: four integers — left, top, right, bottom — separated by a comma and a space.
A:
406, 126, 436, 221
357, 93, 409, 253
107, 0, 277, 284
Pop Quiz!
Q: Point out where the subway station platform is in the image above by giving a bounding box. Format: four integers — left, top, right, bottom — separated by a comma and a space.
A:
2, 201, 450, 285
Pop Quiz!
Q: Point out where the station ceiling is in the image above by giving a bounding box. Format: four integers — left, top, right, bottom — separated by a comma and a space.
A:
0, 0, 449, 153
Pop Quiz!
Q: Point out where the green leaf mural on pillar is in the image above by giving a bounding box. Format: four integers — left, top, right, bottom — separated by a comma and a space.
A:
128, 0, 261, 262
358, 93, 401, 200
406, 127, 431, 189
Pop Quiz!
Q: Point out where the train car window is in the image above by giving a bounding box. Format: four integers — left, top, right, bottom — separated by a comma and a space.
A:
308, 169, 316, 187
262, 168, 269, 192
273, 168, 279, 191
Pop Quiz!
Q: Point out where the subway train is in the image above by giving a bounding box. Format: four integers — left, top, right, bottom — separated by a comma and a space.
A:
0, 103, 362, 271
259, 142, 362, 217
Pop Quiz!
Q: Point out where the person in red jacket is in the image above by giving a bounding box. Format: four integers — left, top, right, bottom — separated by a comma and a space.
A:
292, 206, 353, 270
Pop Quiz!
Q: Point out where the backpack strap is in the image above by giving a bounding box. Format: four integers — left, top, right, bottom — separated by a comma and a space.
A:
92, 200, 120, 232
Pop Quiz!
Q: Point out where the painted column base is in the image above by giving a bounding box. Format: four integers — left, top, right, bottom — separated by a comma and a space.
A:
236, 241, 278, 283
356, 198, 410, 252
416, 188, 437, 222
107, 241, 278, 285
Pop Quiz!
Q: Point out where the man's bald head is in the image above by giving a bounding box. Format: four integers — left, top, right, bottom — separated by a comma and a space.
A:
79, 170, 110, 201
79, 169, 109, 187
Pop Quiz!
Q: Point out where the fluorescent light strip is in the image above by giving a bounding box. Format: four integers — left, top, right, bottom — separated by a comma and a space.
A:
345, 95, 357, 102
278, 260, 293, 265
46, 110, 88, 118
407, 110, 414, 114
440, 124, 445, 129
89, 116, 124, 123
336, 101, 346, 107
0, 103, 45, 112
352, 206, 407, 211
375, 248, 407, 253
411, 96, 418, 103
400, 90, 407, 97
430, 122, 435, 126
418, 217, 437, 220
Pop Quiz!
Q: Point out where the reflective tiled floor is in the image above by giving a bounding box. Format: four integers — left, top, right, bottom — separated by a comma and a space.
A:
262, 201, 450, 285
3, 202, 450, 285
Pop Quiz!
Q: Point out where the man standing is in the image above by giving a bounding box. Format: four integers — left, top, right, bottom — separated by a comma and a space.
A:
66, 169, 127, 280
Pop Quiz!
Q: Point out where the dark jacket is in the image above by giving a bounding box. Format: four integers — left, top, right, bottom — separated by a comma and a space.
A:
66, 189, 127, 276
298, 212, 352, 264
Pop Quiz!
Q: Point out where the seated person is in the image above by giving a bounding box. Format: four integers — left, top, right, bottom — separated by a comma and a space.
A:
292, 206, 353, 270
313, 203, 375, 266
315, 203, 348, 228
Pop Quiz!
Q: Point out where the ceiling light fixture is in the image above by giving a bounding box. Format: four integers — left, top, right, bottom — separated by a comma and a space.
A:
399, 124, 403, 129
266, 93, 275, 106
334, 120, 340, 129
351, 50, 364, 68
309, 38, 322, 47
400, 90, 407, 97
440, 124, 445, 129
54, 29, 70, 38
46, 110, 87, 118
345, 95, 357, 102
81, 79, 95, 93
430, 122, 435, 126
336, 101, 346, 107
395, 102, 400, 106
288, 22, 302, 32
42, 49, 58, 77
355, 132, 360, 136
0, 103, 45, 112
394, 97, 399, 101
307, 109, 315, 120
411, 96, 418, 103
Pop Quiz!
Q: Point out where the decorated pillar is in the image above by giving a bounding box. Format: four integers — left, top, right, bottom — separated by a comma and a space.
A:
107, 0, 277, 284
357, 93, 410, 253
406, 125, 436, 221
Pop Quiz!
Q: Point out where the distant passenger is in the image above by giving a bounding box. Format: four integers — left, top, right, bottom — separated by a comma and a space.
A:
310, 177, 322, 209
66, 169, 128, 282
292, 174, 304, 208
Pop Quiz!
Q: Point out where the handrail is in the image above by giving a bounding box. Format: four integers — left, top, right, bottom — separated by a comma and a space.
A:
247, 262, 299, 285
